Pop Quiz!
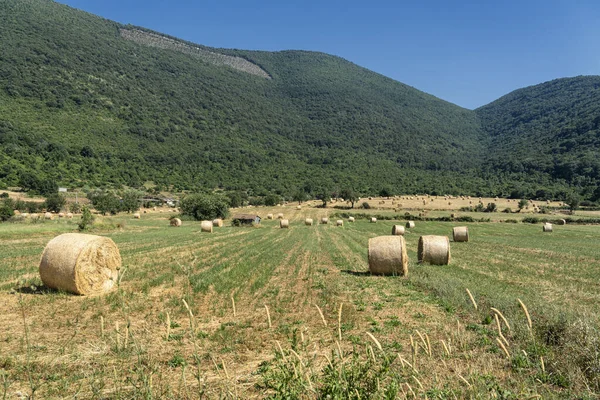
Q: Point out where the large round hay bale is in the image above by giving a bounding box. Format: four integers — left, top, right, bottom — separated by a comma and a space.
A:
321, 217, 329, 224
170, 218, 182, 227
201, 221, 213, 233
280, 219, 289, 228
543, 223, 553, 232
392, 225, 405, 236
44, 212, 53, 220
267, 213, 273, 220
453, 226, 469, 242
133, 213, 141, 219
305, 218, 313, 226
370, 217, 377, 223
277, 213, 284, 219
336, 220, 344, 226
66, 212, 73, 219
58, 212, 65, 218
406, 221, 415, 229
558, 219, 566, 225
39, 233, 121, 295
296, 205, 302, 210
212, 219, 223, 227
348, 216, 355, 222
368, 236, 408, 276
418, 235, 451, 265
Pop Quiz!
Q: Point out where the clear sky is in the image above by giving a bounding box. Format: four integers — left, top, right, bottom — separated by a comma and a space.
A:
56, 0, 600, 109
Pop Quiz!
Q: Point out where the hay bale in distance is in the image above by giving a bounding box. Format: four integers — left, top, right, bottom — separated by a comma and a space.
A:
133, 213, 141, 219
336, 220, 343, 226
370, 217, 377, 223
200, 221, 213, 233
280, 219, 289, 228
170, 218, 182, 227
406, 221, 415, 229
453, 226, 469, 242
368, 236, 408, 276
212, 219, 223, 227
44, 212, 53, 220
277, 213, 284, 219
296, 205, 301, 210
58, 212, 65, 218
392, 225, 405, 236
558, 219, 566, 225
418, 235, 451, 265
543, 223, 553, 232
321, 217, 329, 224
66, 212, 73, 219
348, 216, 355, 222
305, 218, 313, 226
39, 233, 121, 295
267, 213, 274, 220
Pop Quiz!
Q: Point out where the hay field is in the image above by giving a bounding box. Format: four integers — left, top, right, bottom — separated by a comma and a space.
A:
1, 202, 599, 399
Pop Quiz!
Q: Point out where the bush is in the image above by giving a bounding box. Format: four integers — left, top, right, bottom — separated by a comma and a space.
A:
502, 207, 512, 213
87, 190, 120, 215
180, 193, 229, 221
0, 200, 14, 222
45, 194, 66, 213
359, 202, 371, 209
78, 205, 95, 231
484, 202, 497, 213
264, 193, 281, 207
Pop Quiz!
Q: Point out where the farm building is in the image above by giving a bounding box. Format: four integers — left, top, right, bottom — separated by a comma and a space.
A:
231, 214, 261, 225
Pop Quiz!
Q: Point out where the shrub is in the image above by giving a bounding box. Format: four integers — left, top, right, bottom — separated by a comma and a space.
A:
180, 193, 229, 221
0, 200, 14, 222
45, 193, 66, 213
78, 206, 95, 231
359, 202, 371, 209
502, 207, 512, 213
484, 202, 497, 213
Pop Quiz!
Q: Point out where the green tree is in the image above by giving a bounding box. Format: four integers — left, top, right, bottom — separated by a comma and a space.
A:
264, 194, 281, 207
340, 188, 359, 208
120, 189, 142, 213
292, 190, 307, 205
45, 194, 66, 213
78, 205, 95, 231
180, 193, 229, 220
566, 194, 581, 213
518, 199, 528, 211
0, 200, 14, 222
88, 190, 121, 215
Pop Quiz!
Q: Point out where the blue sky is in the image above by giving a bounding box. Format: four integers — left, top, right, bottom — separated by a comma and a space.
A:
57, 0, 600, 109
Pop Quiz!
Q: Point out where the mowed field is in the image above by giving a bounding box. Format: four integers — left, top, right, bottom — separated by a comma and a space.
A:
1, 200, 600, 399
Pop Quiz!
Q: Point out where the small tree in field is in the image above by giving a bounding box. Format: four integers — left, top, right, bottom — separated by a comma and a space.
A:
340, 188, 359, 208
180, 193, 229, 221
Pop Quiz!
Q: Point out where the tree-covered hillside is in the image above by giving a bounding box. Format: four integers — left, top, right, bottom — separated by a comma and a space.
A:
0, 0, 599, 201
476, 76, 600, 200
0, 0, 488, 197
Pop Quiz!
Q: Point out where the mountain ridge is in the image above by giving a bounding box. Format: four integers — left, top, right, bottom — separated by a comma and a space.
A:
0, 0, 598, 200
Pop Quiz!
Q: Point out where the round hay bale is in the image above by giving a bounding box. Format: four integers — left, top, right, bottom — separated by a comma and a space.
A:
336, 220, 343, 226
39, 233, 121, 295
321, 217, 329, 224
133, 213, 141, 219
200, 221, 213, 233
22, 213, 29, 217
267, 213, 274, 220
370, 217, 377, 223
305, 218, 313, 226
392, 225, 405, 236
212, 219, 223, 227
296, 205, 302, 210
543, 223, 553, 232
143, 210, 147, 214
13, 210, 20, 216
152, 207, 157, 211
452, 226, 469, 242
348, 216, 355, 222
406, 221, 415, 229
368, 236, 408, 276
558, 219, 566, 225
280, 219, 289, 229
58, 212, 65, 218
418, 235, 451, 265
170, 218, 182, 227
451, 213, 456, 218
277, 213, 284, 219
66, 212, 73, 219
44, 212, 53, 220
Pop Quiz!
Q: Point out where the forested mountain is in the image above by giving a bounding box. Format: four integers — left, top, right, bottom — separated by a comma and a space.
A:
0, 0, 598, 200
476, 76, 600, 200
